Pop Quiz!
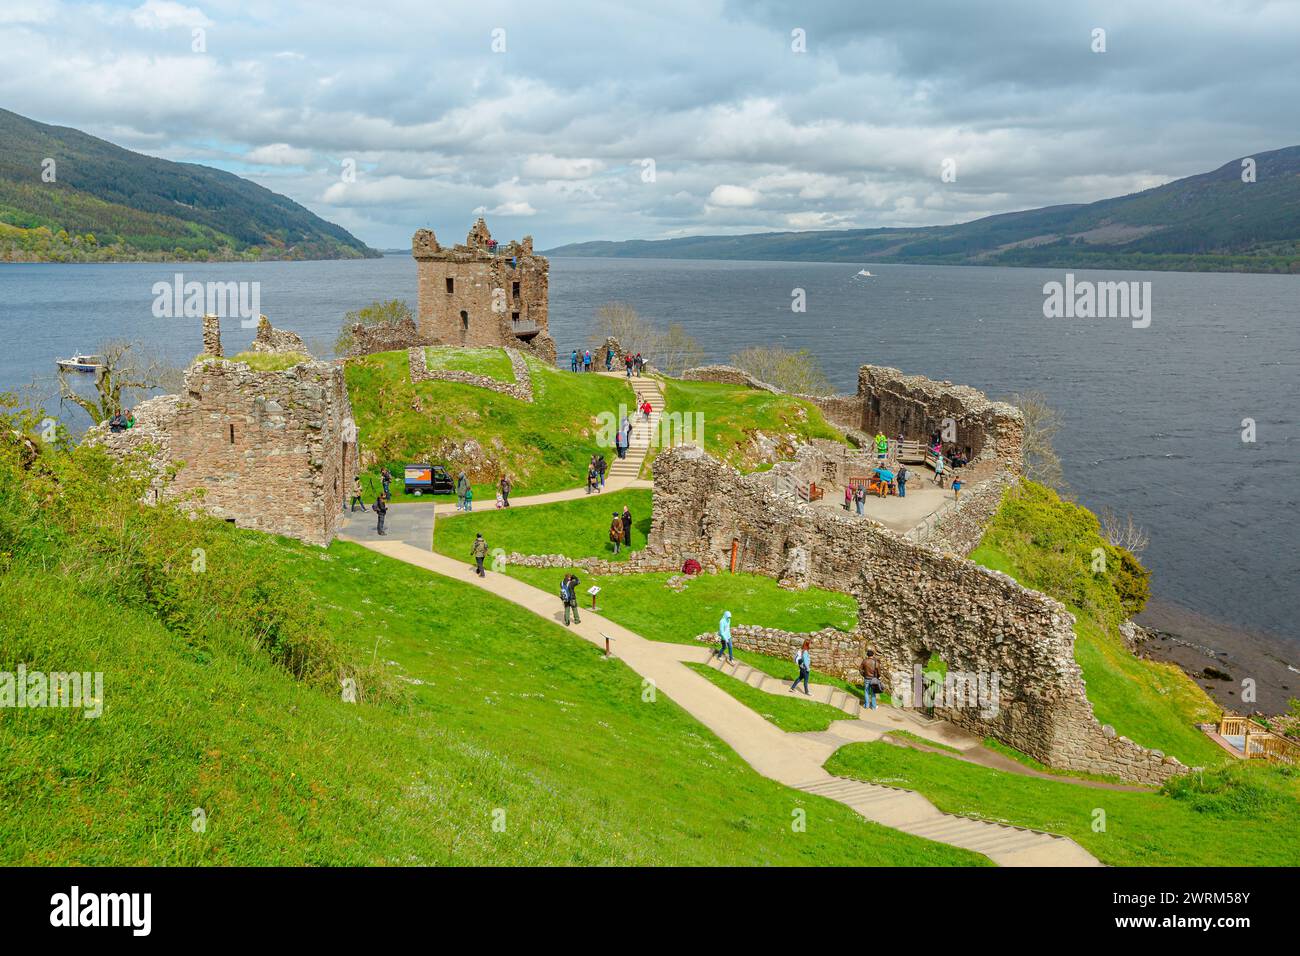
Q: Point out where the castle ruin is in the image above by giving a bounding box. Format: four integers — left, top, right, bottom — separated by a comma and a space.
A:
91, 316, 357, 547
412, 219, 555, 364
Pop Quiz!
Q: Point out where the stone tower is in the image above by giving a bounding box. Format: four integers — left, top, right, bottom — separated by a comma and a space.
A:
412, 219, 555, 363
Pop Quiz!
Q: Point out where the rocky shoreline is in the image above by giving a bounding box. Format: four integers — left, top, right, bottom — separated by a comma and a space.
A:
1133, 597, 1299, 720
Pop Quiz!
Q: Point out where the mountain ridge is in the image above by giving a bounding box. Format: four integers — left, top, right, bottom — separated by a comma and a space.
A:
547, 147, 1300, 273
0, 107, 378, 262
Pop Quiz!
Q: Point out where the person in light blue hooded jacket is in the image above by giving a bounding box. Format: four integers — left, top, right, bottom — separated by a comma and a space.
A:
713, 610, 734, 663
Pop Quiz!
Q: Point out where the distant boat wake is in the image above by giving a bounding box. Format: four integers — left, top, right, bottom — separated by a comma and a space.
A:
855, 269, 874, 277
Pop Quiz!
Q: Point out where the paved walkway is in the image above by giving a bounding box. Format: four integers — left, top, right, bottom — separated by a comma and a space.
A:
336, 517, 1100, 866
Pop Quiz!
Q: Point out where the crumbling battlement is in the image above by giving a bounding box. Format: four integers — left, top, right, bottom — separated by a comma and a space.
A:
90, 343, 357, 548
248, 315, 310, 356
682, 362, 1024, 471
647, 445, 1185, 785
413, 219, 556, 365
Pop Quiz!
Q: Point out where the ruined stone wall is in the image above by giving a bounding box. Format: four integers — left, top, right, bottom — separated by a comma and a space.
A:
647, 445, 1185, 784
680, 362, 1024, 471
90, 357, 357, 547
413, 220, 555, 364
345, 317, 427, 357
248, 315, 309, 356
407, 346, 534, 402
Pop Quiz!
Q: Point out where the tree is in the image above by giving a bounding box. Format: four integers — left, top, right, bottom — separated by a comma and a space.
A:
587, 302, 704, 375
1006, 390, 1066, 490
57, 340, 182, 425
728, 345, 831, 395
335, 298, 414, 355
1098, 505, 1150, 556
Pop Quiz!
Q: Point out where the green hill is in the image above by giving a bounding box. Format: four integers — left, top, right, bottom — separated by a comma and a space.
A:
0, 107, 378, 262
548, 146, 1300, 274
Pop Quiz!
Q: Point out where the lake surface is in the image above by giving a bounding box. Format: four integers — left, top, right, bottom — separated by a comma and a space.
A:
1, 255, 1297, 652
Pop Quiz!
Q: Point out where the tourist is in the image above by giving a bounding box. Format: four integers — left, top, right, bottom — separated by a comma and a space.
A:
952, 477, 963, 501
621, 504, 632, 548
843, 484, 853, 511
933, 454, 945, 488
860, 650, 882, 710
561, 572, 582, 625
374, 493, 388, 535
609, 512, 624, 554
470, 533, 488, 577
500, 474, 512, 507
641, 398, 652, 422
109, 412, 126, 433
464, 484, 474, 511
596, 453, 607, 490
350, 476, 368, 512
713, 609, 734, 663
587, 459, 599, 494
625, 354, 633, 378
571, 349, 579, 372
455, 471, 470, 511
874, 431, 888, 461
613, 427, 625, 461
634, 352, 643, 376
380, 466, 393, 501
605, 347, 614, 371
789, 641, 812, 695
583, 349, 592, 372
854, 482, 865, 516
897, 464, 909, 498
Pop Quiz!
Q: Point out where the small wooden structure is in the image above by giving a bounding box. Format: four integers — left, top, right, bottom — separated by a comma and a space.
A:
1214, 715, 1299, 764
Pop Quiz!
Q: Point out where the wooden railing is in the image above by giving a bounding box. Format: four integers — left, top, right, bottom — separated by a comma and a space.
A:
1217, 715, 1299, 764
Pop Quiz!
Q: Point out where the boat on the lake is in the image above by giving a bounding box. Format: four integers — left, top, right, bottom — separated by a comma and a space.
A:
55, 354, 105, 373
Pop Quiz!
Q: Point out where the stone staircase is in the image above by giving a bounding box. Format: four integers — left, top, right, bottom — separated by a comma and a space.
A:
703, 656, 1096, 865
605, 374, 663, 483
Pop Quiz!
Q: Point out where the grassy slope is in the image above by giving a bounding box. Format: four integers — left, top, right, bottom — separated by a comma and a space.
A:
423, 346, 515, 382
969, 482, 1224, 768
0, 537, 985, 866
345, 350, 631, 498
433, 489, 654, 562
653, 378, 847, 474
827, 742, 1300, 867
686, 663, 850, 733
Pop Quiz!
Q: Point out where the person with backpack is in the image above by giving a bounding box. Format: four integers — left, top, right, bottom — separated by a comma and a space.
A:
455, 471, 470, 511
586, 459, 599, 494
609, 512, 625, 554
896, 464, 909, 498
713, 610, 734, 663
560, 572, 581, 625
860, 649, 882, 710
374, 493, 388, 535
634, 353, 643, 376
464, 484, 474, 512
570, 349, 579, 372
380, 467, 393, 501
350, 475, 368, 512
605, 347, 613, 371
596, 453, 607, 490
790, 641, 812, 695
470, 533, 488, 577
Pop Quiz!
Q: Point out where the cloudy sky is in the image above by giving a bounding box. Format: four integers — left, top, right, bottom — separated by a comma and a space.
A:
2, 0, 1297, 248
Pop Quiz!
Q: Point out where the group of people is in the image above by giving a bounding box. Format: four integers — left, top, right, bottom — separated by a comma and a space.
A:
624, 352, 646, 377
710, 610, 884, 708
587, 454, 608, 493
107, 410, 136, 432
348, 467, 394, 535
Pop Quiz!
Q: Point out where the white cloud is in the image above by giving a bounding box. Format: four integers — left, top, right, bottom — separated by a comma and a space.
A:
129, 1, 211, 30
707, 184, 761, 207
521, 154, 604, 180
245, 143, 314, 166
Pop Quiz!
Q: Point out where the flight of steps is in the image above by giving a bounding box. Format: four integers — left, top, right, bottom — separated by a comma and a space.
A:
605, 375, 663, 483
705, 656, 863, 716
701, 658, 1091, 864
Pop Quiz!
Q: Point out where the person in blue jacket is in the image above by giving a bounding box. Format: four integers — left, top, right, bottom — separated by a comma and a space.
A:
790, 641, 811, 695
713, 610, 734, 663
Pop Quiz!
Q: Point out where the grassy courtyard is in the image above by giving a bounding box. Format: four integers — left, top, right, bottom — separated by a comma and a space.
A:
686, 662, 851, 733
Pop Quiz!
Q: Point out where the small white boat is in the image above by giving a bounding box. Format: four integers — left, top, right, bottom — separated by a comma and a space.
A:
856, 269, 874, 277
56, 353, 105, 373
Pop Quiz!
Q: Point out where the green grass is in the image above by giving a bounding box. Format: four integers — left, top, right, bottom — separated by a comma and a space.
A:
827, 742, 1300, 866
887, 730, 961, 753
654, 377, 848, 474
423, 346, 515, 382
0, 542, 985, 866
434, 489, 654, 561
345, 349, 632, 496
970, 481, 1224, 769
685, 662, 850, 733
980, 737, 1130, 785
